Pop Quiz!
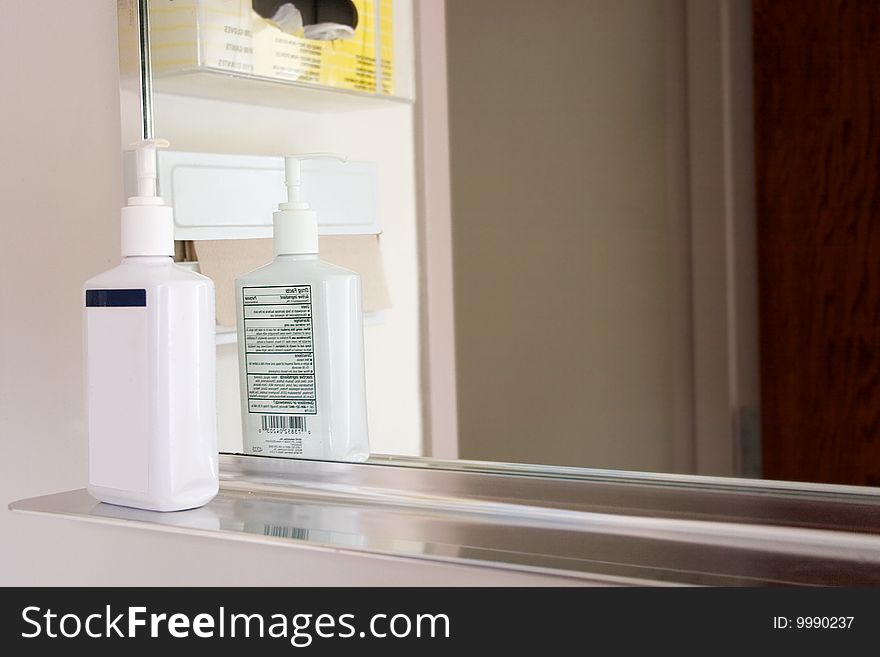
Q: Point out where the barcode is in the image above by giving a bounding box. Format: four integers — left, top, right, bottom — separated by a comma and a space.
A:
264, 525, 310, 540
260, 415, 307, 432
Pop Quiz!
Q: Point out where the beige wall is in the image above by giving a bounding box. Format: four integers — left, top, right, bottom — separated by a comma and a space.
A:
447, 0, 679, 470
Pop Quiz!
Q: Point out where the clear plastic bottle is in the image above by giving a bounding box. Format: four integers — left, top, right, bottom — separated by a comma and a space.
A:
234, 155, 369, 461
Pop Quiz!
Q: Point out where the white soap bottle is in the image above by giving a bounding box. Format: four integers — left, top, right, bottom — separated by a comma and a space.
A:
235, 154, 369, 461
83, 139, 218, 511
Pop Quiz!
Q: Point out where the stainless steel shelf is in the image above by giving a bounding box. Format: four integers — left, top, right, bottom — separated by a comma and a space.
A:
10, 454, 880, 586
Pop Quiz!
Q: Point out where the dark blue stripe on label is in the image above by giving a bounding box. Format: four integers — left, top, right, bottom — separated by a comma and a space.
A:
85, 289, 147, 307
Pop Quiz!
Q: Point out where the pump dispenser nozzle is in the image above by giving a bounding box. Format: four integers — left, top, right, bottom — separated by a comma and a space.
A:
131, 138, 169, 202
121, 139, 174, 257
274, 153, 347, 256
280, 153, 347, 210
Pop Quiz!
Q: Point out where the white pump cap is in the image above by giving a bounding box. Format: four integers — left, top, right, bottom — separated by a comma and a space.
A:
121, 139, 174, 257
273, 153, 346, 255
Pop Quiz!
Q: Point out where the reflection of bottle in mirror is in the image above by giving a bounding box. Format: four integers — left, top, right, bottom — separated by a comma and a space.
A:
234, 498, 368, 548
84, 139, 218, 511
234, 154, 369, 462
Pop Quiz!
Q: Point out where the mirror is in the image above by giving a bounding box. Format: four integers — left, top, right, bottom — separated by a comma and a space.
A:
121, 0, 880, 489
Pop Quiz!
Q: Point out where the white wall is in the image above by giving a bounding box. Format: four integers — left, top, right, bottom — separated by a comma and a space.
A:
153, 93, 423, 457
0, 0, 579, 586
447, 0, 681, 471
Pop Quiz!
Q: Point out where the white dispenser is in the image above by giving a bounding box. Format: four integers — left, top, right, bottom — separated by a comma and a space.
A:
235, 154, 369, 461
83, 139, 218, 511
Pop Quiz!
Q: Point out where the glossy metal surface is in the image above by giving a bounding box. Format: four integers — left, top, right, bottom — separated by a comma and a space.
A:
118, 0, 153, 141
11, 455, 880, 586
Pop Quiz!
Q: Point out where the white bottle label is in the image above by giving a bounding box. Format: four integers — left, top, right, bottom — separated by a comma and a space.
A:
85, 289, 150, 493
242, 285, 318, 456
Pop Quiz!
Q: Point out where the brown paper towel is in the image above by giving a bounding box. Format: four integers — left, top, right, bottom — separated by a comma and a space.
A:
193, 236, 392, 327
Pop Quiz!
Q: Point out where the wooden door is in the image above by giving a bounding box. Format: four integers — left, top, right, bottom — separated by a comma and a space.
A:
754, 0, 880, 485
